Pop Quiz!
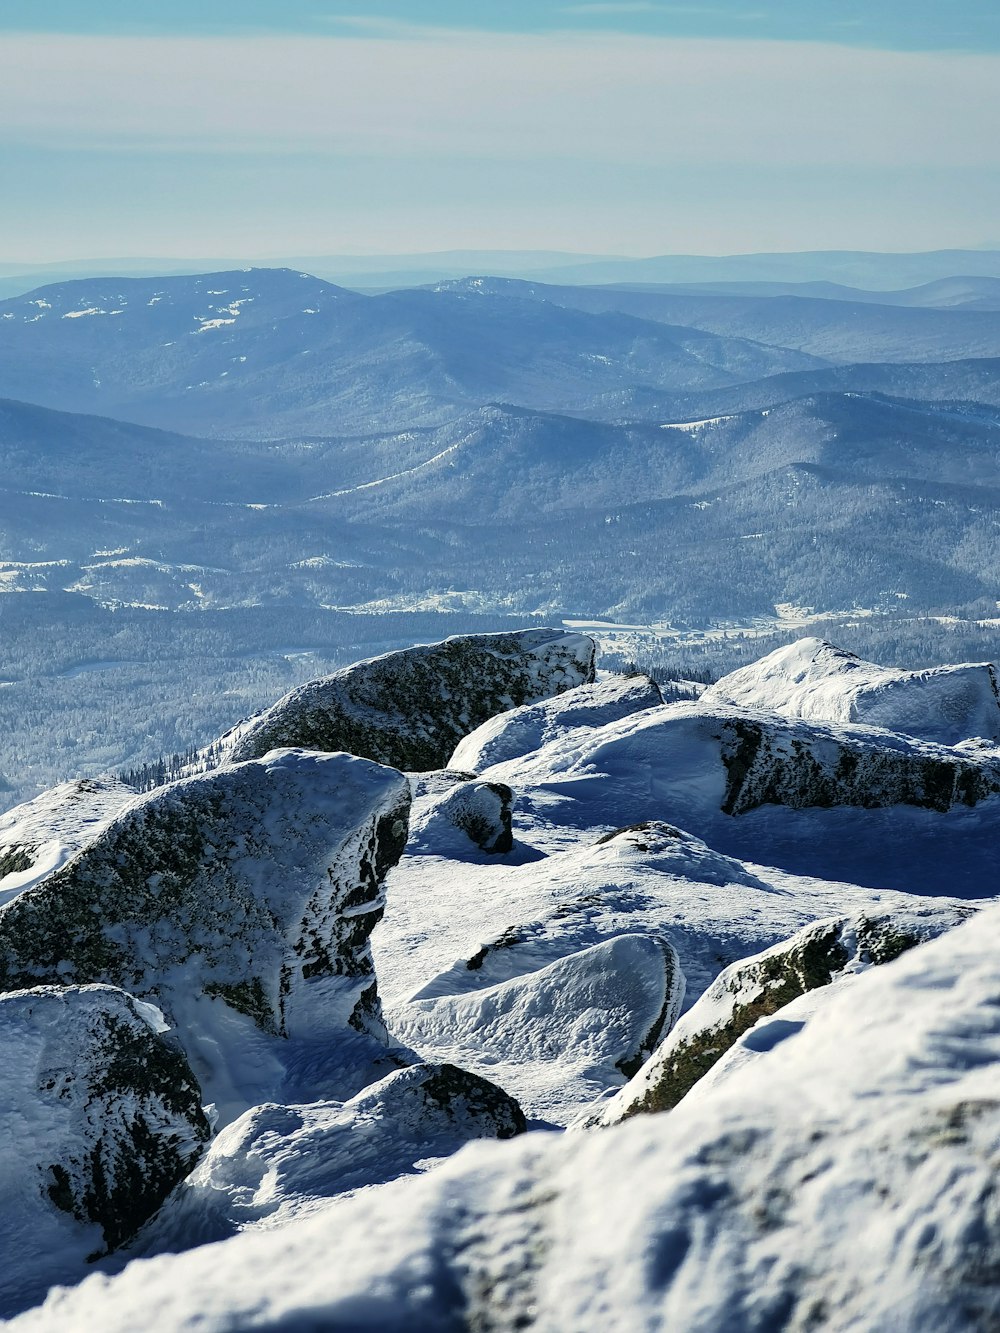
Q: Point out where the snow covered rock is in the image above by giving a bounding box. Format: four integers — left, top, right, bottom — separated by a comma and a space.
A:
483, 700, 1000, 891
407, 772, 514, 854
0, 749, 411, 1121
0, 776, 135, 905
0, 985, 209, 1319
594, 905, 970, 1125
135, 1063, 525, 1254
392, 934, 684, 1126
26, 905, 1000, 1332
448, 671, 661, 772
212, 628, 595, 772
705, 636, 1000, 745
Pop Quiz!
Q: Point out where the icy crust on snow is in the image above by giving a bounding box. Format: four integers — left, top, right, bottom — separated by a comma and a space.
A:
133, 1064, 525, 1256
0, 749, 411, 1122
211, 628, 596, 773
705, 636, 1000, 746
0, 777, 135, 904
448, 672, 661, 772
24, 906, 1000, 1332
0, 985, 209, 1319
480, 699, 1000, 892
392, 934, 684, 1126
595, 905, 970, 1125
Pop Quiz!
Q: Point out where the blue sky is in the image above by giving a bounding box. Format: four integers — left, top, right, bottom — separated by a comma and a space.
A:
1, 3, 999, 262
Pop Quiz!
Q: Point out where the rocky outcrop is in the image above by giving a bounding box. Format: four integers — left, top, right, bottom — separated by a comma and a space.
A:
211, 628, 595, 772
0, 984, 209, 1318
0, 749, 411, 1119
0, 777, 135, 902
705, 637, 1000, 745
136, 1063, 525, 1254
595, 906, 970, 1124
393, 934, 685, 1125
449, 671, 661, 772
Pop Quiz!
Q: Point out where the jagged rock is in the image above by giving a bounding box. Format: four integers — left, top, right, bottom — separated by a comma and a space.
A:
0, 749, 411, 1121
28, 908, 1000, 1332
408, 775, 514, 854
210, 628, 595, 772
448, 672, 661, 772
134, 1063, 525, 1255
0, 776, 135, 902
392, 934, 685, 1125
594, 906, 970, 1125
705, 637, 1000, 745
0, 984, 209, 1319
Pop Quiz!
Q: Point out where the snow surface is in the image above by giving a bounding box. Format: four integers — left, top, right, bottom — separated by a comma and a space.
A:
22, 907, 1000, 1331
704, 636, 1000, 745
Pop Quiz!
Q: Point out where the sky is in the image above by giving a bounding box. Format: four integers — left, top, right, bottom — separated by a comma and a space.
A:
2, 1, 1000, 262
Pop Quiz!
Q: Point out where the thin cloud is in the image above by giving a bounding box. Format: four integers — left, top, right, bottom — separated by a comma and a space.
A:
1, 30, 998, 173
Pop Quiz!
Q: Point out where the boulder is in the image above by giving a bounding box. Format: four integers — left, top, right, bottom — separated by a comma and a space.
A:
211, 628, 595, 772
448, 672, 661, 772
0, 985, 209, 1319
0, 749, 411, 1121
135, 1064, 525, 1255
407, 773, 514, 854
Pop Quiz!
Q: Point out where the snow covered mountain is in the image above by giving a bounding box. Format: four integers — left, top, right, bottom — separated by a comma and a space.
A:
0, 629, 997, 1326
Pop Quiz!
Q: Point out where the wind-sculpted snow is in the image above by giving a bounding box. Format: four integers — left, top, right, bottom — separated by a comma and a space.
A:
134, 1064, 524, 1256
0, 985, 209, 1320
22, 907, 1000, 1332
595, 906, 970, 1125
0, 749, 411, 1122
212, 628, 595, 773
0, 776, 135, 905
392, 934, 684, 1126
705, 636, 1000, 745
481, 700, 1000, 892
448, 671, 662, 772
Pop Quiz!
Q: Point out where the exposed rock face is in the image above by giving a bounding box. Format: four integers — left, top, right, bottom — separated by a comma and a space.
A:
212, 629, 595, 772
449, 672, 661, 772
705, 637, 1000, 745
0, 749, 411, 1118
0, 985, 209, 1319
0, 777, 135, 903
408, 774, 514, 854
135, 1063, 525, 1255
596, 906, 970, 1124
393, 934, 685, 1125
27, 908, 1000, 1333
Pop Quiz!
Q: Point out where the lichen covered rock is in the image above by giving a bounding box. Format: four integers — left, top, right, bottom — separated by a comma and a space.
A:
0, 749, 411, 1119
596, 906, 970, 1124
213, 628, 595, 772
0, 984, 209, 1318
